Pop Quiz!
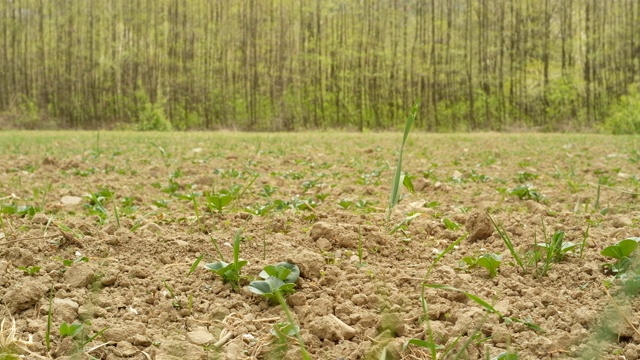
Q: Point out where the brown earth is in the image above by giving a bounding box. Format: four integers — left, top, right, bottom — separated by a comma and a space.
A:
0, 132, 639, 360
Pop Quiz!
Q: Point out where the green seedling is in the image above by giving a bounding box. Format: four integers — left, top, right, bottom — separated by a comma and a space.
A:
536, 231, 576, 263
389, 212, 421, 235
488, 213, 526, 273
59, 322, 83, 338
387, 101, 419, 223
269, 322, 301, 357
273, 291, 311, 360
260, 185, 278, 199
59, 321, 108, 350
204, 230, 247, 291
601, 237, 640, 275
509, 184, 544, 202
462, 254, 502, 278
163, 280, 182, 309
258, 262, 300, 283
338, 199, 355, 209
205, 191, 233, 213
248, 277, 297, 304
249, 262, 300, 303
17, 265, 41, 276
187, 254, 204, 277
442, 218, 460, 231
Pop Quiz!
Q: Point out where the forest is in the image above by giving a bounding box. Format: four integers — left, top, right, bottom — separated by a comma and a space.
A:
1, 0, 639, 132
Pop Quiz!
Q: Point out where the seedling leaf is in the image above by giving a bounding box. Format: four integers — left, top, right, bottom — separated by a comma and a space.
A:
601, 238, 639, 259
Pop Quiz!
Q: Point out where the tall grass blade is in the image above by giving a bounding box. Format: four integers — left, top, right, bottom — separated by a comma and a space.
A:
387, 101, 419, 223
487, 213, 525, 272
274, 290, 311, 360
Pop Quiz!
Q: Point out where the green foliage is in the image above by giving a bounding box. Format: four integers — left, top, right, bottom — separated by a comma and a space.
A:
603, 87, 640, 134
59, 322, 83, 338
249, 262, 300, 303
128, 90, 173, 131
488, 213, 526, 273
601, 237, 640, 275
509, 184, 544, 202
387, 102, 419, 223
258, 262, 300, 284
462, 253, 502, 278
17, 265, 41, 276
536, 231, 576, 263
204, 230, 247, 291
248, 277, 297, 304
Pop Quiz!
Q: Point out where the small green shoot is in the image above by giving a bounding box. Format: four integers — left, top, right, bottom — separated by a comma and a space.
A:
187, 254, 204, 277
59, 321, 108, 350
45, 286, 53, 352
249, 262, 300, 303
59, 322, 83, 338
274, 291, 311, 360
205, 191, 233, 213
442, 218, 460, 231
462, 254, 502, 278
204, 230, 247, 291
248, 277, 297, 303
17, 265, 41, 276
487, 213, 526, 273
509, 184, 544, 202
163, 280, 181, 309
536, 231, 576, 263
387, 101, 419, 224
601, 237, 640, 275
389, 213, 421, 235
579, 224, 590, 260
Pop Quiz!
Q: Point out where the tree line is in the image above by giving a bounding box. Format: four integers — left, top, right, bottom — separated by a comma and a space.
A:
1, 0, 639, 132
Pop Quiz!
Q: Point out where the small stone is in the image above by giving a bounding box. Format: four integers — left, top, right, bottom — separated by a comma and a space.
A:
63, 262, 97, 288
142, 223, 162, 234
3, 279, 48, 313
185, 327, 214, 345
308, 314, 356, 341
157, 339, 206, 359
465, 211, 494, 241
612, 215, 632, 228
287, 248, 325, 279
32, 213, 49, 224
130, 266, 151, 279
113, 341, 139, 357
102, 322, 147, 343
287, 292, 306, 307
316, 237, 332, 251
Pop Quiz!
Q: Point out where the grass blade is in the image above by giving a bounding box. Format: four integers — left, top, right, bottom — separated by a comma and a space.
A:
387, 101, 419, 223
487, 212, 525, 272
187, 254, 204, 276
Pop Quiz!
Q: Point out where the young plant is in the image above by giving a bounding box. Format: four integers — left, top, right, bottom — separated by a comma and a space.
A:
509, 184, 544, 202
462, 254, 502, 278
204, 230, 247, 291
488, 213, 526, 273
536, 230, 576, 264
387, 101, 419, 224
17, 265, 41, 276
248, 262, 300, 303
204, 191, 233, 213
601, 237, 640, 275
59, 321, 109, 351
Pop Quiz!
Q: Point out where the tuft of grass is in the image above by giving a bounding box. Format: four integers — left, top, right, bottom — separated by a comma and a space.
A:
387, 101, 419, 224
487, 212, 526, 273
